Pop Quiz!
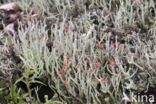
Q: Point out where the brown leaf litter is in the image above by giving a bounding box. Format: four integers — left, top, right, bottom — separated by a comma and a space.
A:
0, 2, 21, 34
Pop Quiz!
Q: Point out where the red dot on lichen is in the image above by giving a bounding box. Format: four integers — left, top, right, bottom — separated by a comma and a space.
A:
51, 46, 55, 48
67, 66, 70, 69
85, 60, 88, 63
99, 44, 104, 50
59, 69, 64, 73
76, 65, 80, 68
110, 60, 115, 66
95, 62, 101, 67
39, 35, 44, 40
100, 78, 108, 82
64, 80, 68, 85
67, 58, 71, 61
112, 43, 116, 47
63, 63, 67, 65
88, 68, 93, 72
119, 44, 124, 47
61, 74, 64, 77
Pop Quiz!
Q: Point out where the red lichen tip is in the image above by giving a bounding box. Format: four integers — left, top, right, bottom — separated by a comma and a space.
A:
64, 80, 68, 85
99, 44, 104, 50
95, 62, 101, 67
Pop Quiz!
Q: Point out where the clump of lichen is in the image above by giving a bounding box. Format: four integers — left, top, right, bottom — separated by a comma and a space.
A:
0, 0, 155, 104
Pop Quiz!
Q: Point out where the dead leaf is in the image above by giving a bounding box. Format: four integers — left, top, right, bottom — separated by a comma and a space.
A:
4, 23, 15, 34
0, 2, 20, 12
8, 11, 20, 22
28, 4, 40, 14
